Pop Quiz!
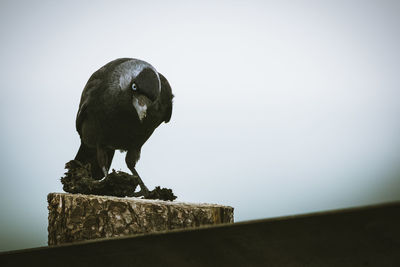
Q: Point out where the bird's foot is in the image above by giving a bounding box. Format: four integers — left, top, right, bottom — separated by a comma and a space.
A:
133, 183, 150, 198
102, 166, 108, 177
97, 167, 108, 182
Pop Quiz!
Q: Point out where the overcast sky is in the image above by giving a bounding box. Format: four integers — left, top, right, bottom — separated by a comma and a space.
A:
1, 0, 400, 251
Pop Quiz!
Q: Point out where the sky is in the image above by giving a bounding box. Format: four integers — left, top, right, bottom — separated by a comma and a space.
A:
0, 0, 400, 252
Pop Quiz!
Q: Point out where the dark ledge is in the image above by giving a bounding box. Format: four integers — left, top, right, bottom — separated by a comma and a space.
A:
1, 202, 400, 267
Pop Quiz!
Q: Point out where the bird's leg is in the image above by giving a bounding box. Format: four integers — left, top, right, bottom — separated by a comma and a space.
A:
131, 168, 150, 197
97, 145, 109, 179
126, 149, 149, 197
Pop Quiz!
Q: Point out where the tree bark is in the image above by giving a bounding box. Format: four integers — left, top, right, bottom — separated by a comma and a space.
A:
48, 193, 234, 245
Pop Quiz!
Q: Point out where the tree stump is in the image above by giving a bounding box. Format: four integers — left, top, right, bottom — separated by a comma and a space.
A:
48, 193, 234, 245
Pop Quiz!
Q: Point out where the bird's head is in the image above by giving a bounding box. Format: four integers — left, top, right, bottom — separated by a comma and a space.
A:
114, 59, 161, 121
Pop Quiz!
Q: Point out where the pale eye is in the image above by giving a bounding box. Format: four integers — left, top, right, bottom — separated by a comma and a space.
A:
131, 82, 137, 91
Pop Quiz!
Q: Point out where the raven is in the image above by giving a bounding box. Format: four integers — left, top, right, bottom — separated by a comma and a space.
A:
74, 58, 173, 197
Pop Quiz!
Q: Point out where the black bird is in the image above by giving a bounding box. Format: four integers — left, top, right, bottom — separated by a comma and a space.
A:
74, 58, 173, 196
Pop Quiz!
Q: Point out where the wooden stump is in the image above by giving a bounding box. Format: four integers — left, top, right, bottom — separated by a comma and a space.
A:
48, 193, 234, 245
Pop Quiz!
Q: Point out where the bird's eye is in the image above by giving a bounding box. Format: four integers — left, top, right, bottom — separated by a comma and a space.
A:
131, 82, 137, 91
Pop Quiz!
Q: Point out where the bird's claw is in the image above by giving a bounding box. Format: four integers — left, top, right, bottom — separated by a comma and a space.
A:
133, 186, 149, 198
133, 191, 146, 197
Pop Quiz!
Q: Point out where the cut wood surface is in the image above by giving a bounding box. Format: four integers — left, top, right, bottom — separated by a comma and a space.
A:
47, 192, 234, 245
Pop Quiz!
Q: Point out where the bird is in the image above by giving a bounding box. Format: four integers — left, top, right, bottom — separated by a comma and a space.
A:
74, 58, 173, 197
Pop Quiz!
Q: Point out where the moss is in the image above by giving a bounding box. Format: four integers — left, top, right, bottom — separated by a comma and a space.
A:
61, 160, 176, 201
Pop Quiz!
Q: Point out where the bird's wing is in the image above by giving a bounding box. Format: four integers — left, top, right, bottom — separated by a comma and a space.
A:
76, 58, 133, 135
75, 80, 99, 135
76, 105, 86, 135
